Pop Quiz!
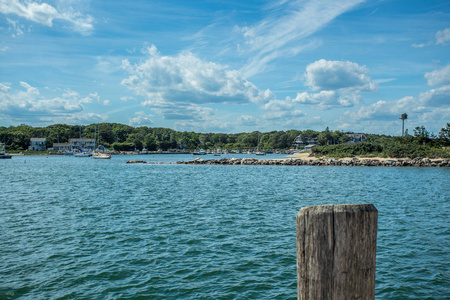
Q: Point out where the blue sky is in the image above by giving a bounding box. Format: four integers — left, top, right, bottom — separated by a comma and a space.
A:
0, 0, 449, 135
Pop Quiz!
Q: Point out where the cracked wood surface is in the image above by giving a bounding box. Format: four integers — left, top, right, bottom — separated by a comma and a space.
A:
296, 204, 378, 300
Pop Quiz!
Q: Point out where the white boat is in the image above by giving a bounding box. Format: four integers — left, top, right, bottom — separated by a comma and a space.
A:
74, 151, 92, 157
91, 125, 111, 159
92, 152, 111, 159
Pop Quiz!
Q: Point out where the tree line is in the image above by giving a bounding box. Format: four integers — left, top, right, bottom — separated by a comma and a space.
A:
0, 123, 301, 151
1, 123, 449, 156
312, 124, 450, 158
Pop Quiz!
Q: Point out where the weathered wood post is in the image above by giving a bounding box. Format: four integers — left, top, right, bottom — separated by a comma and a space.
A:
296, 204, 378, 300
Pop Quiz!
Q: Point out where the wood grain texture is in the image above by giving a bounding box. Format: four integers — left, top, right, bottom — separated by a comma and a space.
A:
296, 204, 378, 300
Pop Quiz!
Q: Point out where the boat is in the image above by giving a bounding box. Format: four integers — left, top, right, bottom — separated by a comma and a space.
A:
193, 149, 207, 155
255, 151, 266, 156
74, 151, 92, 157
91, 125, 111, 159
92, 152, 111, 159
141, 147, 149, 154
0, 143, 12, 159
73, 125, 92, 157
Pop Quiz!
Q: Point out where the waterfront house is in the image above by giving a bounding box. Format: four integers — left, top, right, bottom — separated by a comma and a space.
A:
304, 144, 317, 151
28, 138, 46, 151
346, 133, 366, 143
52, 143, 71, 152
292, 136, 319, 147
69, 138, 95, 151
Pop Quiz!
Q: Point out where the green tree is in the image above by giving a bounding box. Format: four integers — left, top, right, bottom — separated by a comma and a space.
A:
439, 123, 450, 146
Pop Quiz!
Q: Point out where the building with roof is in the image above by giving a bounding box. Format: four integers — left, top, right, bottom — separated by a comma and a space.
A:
29, 138, 47, 151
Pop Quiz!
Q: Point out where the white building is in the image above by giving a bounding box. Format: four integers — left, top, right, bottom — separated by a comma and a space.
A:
29, 138, 46, 151
53, 143, 71, 152
69, 138, 95, 151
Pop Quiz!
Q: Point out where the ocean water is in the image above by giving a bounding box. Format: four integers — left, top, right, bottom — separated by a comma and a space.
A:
0, 155, 448, 299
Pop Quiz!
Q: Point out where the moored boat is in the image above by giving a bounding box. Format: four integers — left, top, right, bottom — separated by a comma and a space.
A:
0, 143, 12, 159
74, 151, 92, 157
193, 149, 207, 155
92, 152, 111, 159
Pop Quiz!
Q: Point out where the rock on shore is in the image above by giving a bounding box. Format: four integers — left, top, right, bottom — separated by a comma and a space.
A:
175, 157, 450, 167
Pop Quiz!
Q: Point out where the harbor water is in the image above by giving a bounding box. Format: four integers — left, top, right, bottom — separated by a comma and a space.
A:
1, 155, 449, 299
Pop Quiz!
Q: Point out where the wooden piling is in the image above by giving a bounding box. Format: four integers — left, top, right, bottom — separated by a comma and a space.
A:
296, 204, 378, 300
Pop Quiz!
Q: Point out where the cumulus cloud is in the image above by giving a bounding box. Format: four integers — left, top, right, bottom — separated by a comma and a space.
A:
0, 81, 102, 124
121, 45, 274, 122
261, 98, 306, 124
0, 0, 93, 34
129, 111, 154, 126
289, 59, 377, 108
348, 85, 450, 122
305, 59, 377, 92
436, 28, 450, 45
419, 107, 450, 123
292, 90, 361, 108
424, 64, 450, 86
236, 0, 364, 76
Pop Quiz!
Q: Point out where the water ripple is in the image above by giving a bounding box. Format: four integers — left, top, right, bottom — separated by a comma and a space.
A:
0, 156, 448, 299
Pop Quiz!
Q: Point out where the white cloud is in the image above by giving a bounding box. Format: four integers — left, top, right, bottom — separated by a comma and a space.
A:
262, 110, 305, 120
237, 115, 257, 126
419, 107, 450, 123
0, 81, 102, 124
424, 64, 450, 86
0, 0, 93, 34
436, 28, 450, 45
122, 45, 274, 122
120, 96, 135, 102
305, 59, 377, 92
288, 59, 377, 108
292, 91, 361, 108
7, 18, 23, 37
418, 85, 450, 107
236, 0, 365, 77
261, 98, 305, 123
347, 85, 450, 122
102, 99, 111, 106
129, 111, 154, 127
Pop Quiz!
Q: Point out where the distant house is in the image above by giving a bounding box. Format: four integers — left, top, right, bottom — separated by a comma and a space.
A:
53, 143, 71, 152
29, 138, 46, 151
69, 138, 95, 151
304, 144, 317, 151
346, 133, 366, 143
292, 136, 319, 147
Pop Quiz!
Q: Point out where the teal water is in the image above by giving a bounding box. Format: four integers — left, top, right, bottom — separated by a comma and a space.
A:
0, 155, 449, 299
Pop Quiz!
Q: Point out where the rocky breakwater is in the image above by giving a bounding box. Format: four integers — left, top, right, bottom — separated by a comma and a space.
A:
176, 157, 450, 167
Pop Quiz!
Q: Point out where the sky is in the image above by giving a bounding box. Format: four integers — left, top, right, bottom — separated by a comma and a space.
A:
0, 0, 449, 135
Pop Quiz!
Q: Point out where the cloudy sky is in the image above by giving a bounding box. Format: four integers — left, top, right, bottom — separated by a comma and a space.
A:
0, 0, 449, 135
